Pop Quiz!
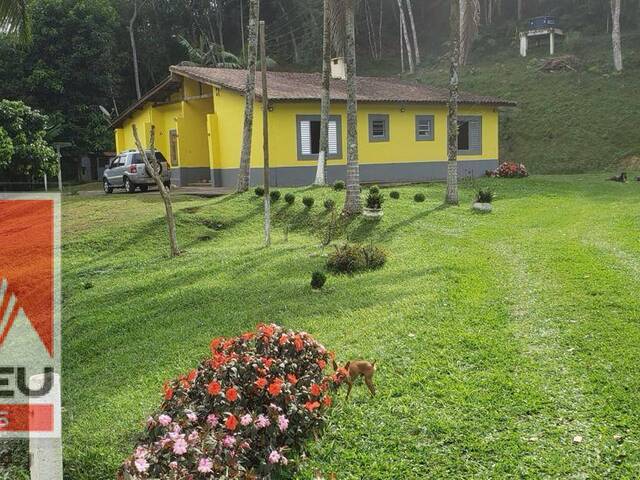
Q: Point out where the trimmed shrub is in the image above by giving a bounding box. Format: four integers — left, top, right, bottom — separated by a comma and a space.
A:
284, 193, 295, 205
302, 196, 315, 208
365, 191, 384, 210
326, 243, 388, 274
389, 191, 400, 200
475, 189, 494, 203
254, 186, 265, 197
414, 193, 426, 203
368, 185, 380, 195
323, 199, 336, 211
270, 190, 281, 202
310, 271, 327, 290
121, 324, 342, 479
332, 180, 345, 191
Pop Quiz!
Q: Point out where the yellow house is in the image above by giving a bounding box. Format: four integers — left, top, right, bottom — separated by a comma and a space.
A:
111, 64, 515, 187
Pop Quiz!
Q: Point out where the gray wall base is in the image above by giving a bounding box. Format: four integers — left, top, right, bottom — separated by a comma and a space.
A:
170, 167, 211, 187
211, 160, 497, 188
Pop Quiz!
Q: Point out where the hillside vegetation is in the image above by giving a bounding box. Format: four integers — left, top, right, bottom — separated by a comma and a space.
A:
419, 33, 640, 174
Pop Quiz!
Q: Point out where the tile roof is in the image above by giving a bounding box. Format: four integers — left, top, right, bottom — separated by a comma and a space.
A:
170, 65, 516, 106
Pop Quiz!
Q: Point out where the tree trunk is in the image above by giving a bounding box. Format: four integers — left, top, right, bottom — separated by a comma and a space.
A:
404, 0, 421, 65
236, 0, 260, 192
315, 0, 331, 187
131, 125, 180, 257
460, 0, 480, 66
400, 15, 406, 73
277, 1, 301, 63
446, 0, 460, 206
342, 0, 361, 215
517, 0, 522, 20
396, 0, 414, 74
217, 2, 225, 51
128, 0, 143, 100
611, 0, 623, 71
260, 21, 271, 247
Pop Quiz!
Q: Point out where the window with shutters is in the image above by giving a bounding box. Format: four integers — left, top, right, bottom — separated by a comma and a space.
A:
457, 116, 482, 155
368, 114, 389, 142
296, 115, 342, 161
415, 115, 435, 141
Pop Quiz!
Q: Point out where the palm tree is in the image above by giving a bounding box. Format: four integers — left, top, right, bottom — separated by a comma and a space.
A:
610, 0, 623, 72
314, 0, 331, 186
0, 0, 30, 41
445, 0, 460, 205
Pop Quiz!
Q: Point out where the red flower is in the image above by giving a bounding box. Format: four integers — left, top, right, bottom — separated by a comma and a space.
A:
286, 373, 298, 385
207, 381, 221, 396
255, 377, 268, 390
268, 379, 283, 396
241, 331, 255, 341
317, 359, 327, 370
225, 414, 238, 431
322, 395, 332, 407
186, 369, 197, 383
304, 401, 320, 411
278, 334, 289, 345
310, 383, 322, 397
259, 323, 275, 338
262, 357, 273, 369
294, 335, 304, 352
210, 337, 223, 354
163, 382, 174, 400
226, 387, 238, 402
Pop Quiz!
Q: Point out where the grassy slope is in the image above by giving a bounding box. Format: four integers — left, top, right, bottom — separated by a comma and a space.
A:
58, 176, 640, 479
411, 33, 640, 174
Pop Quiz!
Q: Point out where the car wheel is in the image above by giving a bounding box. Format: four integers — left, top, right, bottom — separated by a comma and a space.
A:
124, 177, 136, 193
139, 185, 149, 192
103, 179, 113, 194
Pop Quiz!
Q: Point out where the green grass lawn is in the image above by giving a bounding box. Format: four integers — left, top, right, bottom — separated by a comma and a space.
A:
58, 175, 640, 479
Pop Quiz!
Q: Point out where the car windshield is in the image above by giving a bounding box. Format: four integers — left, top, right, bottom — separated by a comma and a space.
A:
132, 152, 167, 164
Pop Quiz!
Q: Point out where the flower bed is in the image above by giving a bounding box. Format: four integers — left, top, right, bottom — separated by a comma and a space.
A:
120, 324, 344, 479
492, 162, 529, 178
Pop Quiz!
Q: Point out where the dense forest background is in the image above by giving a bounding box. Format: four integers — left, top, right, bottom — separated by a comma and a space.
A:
0, 0, 639, 168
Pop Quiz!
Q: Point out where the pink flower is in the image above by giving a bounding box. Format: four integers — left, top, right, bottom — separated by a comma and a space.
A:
169, 461, 178, 470
277, 415, 289, 432
206, 414, 219, 427
255, 414, 270, 429
134, 446, 147, 458
240, 414, 253, 426
134, 457, 149, 473
186, 411, 197, 422
197, 457, 213, 473
173, 438, 188, 455
158, 436, 171, 448
187, 431, 199, 443
268, 450, 281, 464
223, 435, 236, 448
158, 414, 172, 426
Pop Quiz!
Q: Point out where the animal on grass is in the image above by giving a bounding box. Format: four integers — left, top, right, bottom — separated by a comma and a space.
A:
607, 172, 627, 182
332, 359, 377, 400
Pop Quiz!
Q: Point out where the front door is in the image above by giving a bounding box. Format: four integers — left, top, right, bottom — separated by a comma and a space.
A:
169, 130, 179, 167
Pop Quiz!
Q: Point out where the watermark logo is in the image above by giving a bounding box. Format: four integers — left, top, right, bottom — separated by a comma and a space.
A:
0, 194, 60, 438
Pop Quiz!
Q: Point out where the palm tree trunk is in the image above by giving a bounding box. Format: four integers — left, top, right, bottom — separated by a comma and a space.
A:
260, 21, 271, 247
404, 0, 420, 65
128, 0, 143, 100
314, 0, 331, 187
342, 0, 361, 215
446, 0, 460, 205
611, 0, 623, 71
237, 0, 260, 192
396, 0, 414, 74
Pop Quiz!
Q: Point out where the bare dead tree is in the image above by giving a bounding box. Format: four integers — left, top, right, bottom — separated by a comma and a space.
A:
460, 0, 480, 65
131, 124, 180, 257
260, 20, 271, 246
404, 0, 421, 65
610, 0, 623, 71
128, 0, 148, 100
396, 0, 414, 73
446, 0, 460, 205
237, 0, 260, 192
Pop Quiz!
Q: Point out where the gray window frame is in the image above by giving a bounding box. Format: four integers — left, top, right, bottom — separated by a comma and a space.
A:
415, 115, 435, 141
368, 114, 390, 142
296, 115, 343, 161
457, 115, 482, 156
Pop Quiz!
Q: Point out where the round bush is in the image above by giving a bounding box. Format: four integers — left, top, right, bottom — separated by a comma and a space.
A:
369, 185, 380, 195
121, 324, 341, 479
332, 180, 345, 191
323, 199, 336, 211
284, 193, 295, 205
310, 271, 327, 290
414, 193, 426, 203
390, 191, 400, 200
254, 186, 265, 197
326, 243, 387, 274
270, 190, 281, 202
302, 196, 315, 208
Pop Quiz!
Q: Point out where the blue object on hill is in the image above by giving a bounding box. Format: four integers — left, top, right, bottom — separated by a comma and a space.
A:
528, 16, 557, 30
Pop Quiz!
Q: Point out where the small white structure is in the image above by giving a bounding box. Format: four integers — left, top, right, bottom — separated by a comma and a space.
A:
520, 27, 563, 57
331, 57, 346, 80
29, 373, 62, 480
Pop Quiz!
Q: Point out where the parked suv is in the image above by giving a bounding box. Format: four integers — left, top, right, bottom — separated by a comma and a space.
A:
103, 150, 171, 194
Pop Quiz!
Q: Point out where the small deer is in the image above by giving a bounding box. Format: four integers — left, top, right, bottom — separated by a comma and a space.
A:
332, 359, 377, 400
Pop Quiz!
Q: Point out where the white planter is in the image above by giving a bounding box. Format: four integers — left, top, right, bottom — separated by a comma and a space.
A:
363, 207, 384, 219
473, 202, 493, 213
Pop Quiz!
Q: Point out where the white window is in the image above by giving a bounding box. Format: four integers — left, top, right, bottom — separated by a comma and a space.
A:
368, 114, 389, 142
416, 115, 434, 141
297, 115, 342, 160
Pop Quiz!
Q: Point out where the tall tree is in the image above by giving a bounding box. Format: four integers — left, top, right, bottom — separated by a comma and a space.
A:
128, 0, 147, 100
0, 0, 29, 40
460, 0, 480, 65
446, 0, 460, 205
237, 0, 260, 192
610, 0, 623, 71
314, 0, 331, 186
260, 20, 271, 246
396, 0, 414, 74
404, 0, 420, 65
